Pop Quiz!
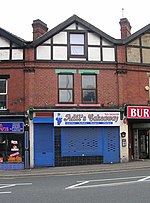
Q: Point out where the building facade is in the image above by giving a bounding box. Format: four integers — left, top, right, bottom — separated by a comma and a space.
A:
0, 28, 29, 169
0, 15, 150, 169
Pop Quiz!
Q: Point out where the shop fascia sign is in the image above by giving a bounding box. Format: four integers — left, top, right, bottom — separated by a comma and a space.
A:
127, 106, 150, 119
0, 122, 24, 133
54, 112, 120, 127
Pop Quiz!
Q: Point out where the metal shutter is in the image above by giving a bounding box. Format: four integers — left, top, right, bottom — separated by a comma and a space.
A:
61, 127, 103, 156
103, 127, 120, 163
34, 123, 54, 167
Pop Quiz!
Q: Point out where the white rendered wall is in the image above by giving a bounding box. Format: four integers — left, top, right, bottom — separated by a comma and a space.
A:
120, 117, 129, 162
29, 117, 34, 168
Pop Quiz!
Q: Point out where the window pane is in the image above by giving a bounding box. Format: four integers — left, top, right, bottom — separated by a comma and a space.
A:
0, 134, 6, 162
82, 75, 96, 89
59, 75, 73, 88
71, 46, 84, 55
0, 95, 6, 109
7, 134, 24, 163
83, 90, 96, 103
70, 34, 84, 44
0, 134, 24, 163
59, 90, 73, 102
0, 80, 6, 93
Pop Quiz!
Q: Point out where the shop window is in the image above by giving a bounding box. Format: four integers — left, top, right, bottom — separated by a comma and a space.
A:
69, 33, 86, 57
0, 79, 7, 110
58, 74, 74, 103
0, 134, 24, 163
82, 74, 97, 103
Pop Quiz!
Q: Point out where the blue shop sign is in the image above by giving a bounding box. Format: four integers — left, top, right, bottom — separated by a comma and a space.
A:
0, 122, 24, 133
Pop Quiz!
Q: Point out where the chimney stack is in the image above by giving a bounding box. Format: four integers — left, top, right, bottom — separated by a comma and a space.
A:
32, 19, 48, 40
119, 18, 131, 39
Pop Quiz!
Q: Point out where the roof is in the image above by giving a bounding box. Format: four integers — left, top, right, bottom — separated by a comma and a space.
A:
123, 23, 150, 44
31, 14, 119, 47
0, 27, 28, 47
31, 15, 150, 47
1, 15, 150, 48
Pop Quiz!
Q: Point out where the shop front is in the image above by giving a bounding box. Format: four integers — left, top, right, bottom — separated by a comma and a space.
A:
0, 117, 27, 170
30, 110, 121, 168
127, 106, 150, 160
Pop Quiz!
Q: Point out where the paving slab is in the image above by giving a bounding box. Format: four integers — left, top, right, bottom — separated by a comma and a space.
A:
0, 160, 150, 178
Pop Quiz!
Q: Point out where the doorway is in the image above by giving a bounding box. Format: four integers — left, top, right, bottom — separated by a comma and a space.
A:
133, 129, 149, 160
34, 123, 54, 167
138, 130, 149, 159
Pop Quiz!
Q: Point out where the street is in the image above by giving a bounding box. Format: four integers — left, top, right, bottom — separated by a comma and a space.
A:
0, 168, 150, 203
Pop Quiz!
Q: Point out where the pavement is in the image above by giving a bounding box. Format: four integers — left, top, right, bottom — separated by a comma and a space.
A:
0, 160, 150, 178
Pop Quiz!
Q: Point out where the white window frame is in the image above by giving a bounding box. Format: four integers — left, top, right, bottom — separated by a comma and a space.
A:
0, 79, 7, 110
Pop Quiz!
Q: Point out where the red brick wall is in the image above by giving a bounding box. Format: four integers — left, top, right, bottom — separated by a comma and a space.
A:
119, 68, 149, 105
117, 45, 126, 63
0, 45, 149, 114
0, 63, 25, 112
23, 63, 119, 108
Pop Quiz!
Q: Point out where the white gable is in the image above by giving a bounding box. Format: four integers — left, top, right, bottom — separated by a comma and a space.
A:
0, 37, 10, 47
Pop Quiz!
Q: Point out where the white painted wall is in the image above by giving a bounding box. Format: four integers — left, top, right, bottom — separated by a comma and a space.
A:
36, 23, 115, 62
53, 46, 67, 60
120, 117, 129, 162
102, 47, 115, 61
53, 32, 67, 44
36, 46, 51, 60
29, 116, 34, 168
0, 37, 23, 60
88, 33, 100, 45
88, 47, 101, 61
12, 49, 23, 60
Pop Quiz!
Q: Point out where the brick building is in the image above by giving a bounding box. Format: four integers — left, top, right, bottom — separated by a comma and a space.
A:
0, 15, 150, 170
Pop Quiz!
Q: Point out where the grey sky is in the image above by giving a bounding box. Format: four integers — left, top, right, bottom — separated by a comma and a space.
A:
1, 0, 150, 41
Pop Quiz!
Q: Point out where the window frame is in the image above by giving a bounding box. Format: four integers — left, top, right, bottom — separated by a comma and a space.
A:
68, 32, 87, 58
0, 79, 7, 110
58, 74, 74, 103
0, 133, 24, 163
81, 74, 97, 104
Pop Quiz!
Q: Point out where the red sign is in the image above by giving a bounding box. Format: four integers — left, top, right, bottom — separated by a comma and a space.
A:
127, 106, 150, 119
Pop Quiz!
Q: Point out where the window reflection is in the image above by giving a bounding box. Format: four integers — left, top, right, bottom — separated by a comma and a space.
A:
82, 75, 97, 103
69, 33, 85, 56
58, 74, 73, 103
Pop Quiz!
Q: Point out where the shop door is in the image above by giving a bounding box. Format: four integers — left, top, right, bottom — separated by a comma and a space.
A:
34, 124, 54, 167
138, 130, 149, 159
103, 127, 120, 163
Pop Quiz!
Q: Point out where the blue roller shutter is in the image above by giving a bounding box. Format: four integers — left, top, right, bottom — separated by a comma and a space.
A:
34, 123, 54, 167
61, 127, 103, 156
103, 127, 120, 163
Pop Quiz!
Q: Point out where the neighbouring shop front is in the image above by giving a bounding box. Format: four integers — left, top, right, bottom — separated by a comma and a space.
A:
0, 116, 29, 170
127, 106, 150, 160
31, 111, 121, 168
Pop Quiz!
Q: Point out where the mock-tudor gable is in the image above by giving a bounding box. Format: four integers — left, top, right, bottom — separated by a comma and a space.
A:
33, 15, 117, 62
0, 27, 26, 61
124, 24, 150, 64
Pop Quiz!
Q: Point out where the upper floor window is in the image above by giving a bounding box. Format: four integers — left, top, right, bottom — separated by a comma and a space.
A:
58, 74, 73, 103
69, 33, 86, 57
82, 75, 97, 103
127, 34, 150, 64
0, 79, 7, 110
